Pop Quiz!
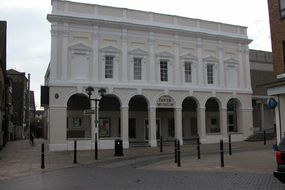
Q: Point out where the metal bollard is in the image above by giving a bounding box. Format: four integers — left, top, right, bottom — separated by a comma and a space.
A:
197, 137, 201, 159
264, 130, 266, 145
95, 135, 98, 160
160, 135, 163, 152
174, 139, 177, 163
229, 134, 232, 155
220, 140, 224, 167
74, 140, 77, 164
41, 143, 45, 169
177, 140, 181, 167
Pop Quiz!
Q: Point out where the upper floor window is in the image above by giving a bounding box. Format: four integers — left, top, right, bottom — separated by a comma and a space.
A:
207, 64, 214, 84
280, 0, 285, 18
160, 60, 168, 82
105, 55, 114, 79
184, 61, 192, 83
133, 58, 142, 80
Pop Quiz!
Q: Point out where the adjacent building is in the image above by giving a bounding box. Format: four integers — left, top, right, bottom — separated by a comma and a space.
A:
0, 21, 7, 149
45, 0, 253, 151
267, 0, 285, 143
6, 69, 29, 139
250, 50, 275, 133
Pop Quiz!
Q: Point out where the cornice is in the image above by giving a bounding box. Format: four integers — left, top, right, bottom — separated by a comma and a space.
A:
47, 14, 252, 45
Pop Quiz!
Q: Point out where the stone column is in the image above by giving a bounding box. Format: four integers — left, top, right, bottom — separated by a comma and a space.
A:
121, 29, 128, 82
49, 106, 67, 151
92, 26, 99, 81
244, 49, 251, 89
148, 32, 155, 84
220, 107, 228, 141
174, 35, 181, 84
148, 107, 157, 147
196, 39, 204, 86
175, 107, 183, 145
50, 23, 58, 81
197, 107, 206, 143
218, 44, 225, 88
121, 106, 129, 148
238, 47, 245, 89
61, 23, 69, 80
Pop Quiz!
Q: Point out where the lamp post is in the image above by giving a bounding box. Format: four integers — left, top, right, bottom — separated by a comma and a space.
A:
86, 86, 106, 160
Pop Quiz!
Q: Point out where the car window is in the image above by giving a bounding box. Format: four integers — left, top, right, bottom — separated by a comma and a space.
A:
279, 137, 285, 151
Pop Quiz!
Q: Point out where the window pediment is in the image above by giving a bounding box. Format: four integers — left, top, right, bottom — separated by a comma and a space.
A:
224, 58, 238, 64
180, 53, 197, 61
100, 46, 120, 54
129, 48, 148, 56
70, 43, 91, 56
156, 51, 174, 59
224, 58, 238, 69
203, 56, 219, 63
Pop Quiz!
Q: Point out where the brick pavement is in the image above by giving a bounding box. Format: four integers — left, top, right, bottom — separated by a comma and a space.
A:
0, 138, 278, 180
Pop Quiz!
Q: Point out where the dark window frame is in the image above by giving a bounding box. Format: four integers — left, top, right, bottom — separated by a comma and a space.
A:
279, 0, 285, 18
160, 60, 168, 82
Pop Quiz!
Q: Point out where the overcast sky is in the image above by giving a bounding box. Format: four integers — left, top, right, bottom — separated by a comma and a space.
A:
0, 0, 271, 110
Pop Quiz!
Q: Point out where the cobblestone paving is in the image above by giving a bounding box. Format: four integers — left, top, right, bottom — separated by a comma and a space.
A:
0, 139, 285, 189
0, 163, 284, 190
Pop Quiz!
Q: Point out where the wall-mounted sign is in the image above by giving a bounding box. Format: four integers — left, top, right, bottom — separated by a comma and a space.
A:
267, 98, 278, 109
157, 95, 174, 108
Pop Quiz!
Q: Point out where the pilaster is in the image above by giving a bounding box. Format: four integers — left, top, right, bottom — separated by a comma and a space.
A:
148, 107, 157, 147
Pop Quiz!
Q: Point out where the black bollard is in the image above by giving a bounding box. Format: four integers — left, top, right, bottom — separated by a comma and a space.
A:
264, 130, 266, 145
74, 140, 77, 164
95, 135, 98, 160
174, 139, 177, 163
229, 134, 232, 155
160, 135, 163, 152
197, 137, 201, 159
177, 140, 181, 167
220, 140, 224, 167
41, 143, 45, 169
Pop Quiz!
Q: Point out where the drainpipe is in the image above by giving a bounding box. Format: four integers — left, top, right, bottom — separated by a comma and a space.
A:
278, 95, 282, 141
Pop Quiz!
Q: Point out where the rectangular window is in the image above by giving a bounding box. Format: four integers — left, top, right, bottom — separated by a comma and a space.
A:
280, 0, 285, 18
160, 60, 168, 81
105, 56, 114, 79
133, 58, 142, 80
207, 64, 214, 84
283, 41, 285, 68
184, 61, 192, 83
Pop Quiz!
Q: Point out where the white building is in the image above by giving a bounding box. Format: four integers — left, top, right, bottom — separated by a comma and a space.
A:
45, 0, 253, 151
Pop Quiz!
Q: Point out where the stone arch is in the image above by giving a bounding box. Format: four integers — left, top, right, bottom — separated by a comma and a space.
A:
227, 98, 242, 133
202, 96, 222, 109
182, 96, 199, 140
126, 93, 150, 108
66, 93, 91, 139
205, 97, 221, 134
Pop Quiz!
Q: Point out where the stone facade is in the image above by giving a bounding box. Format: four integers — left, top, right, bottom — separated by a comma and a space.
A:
45, 0, 253, 151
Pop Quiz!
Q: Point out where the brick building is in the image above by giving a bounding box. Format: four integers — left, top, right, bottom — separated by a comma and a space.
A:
267, 0, 285, 143
6, 69, 29, 139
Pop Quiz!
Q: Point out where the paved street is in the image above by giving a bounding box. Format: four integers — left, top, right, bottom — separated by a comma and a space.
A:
0, 139, 285, 189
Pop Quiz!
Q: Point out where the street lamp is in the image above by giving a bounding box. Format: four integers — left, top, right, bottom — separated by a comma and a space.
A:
86, 86, 106, 160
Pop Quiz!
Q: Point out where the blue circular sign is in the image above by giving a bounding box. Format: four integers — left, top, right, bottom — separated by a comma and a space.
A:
267, 98, 278, 109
